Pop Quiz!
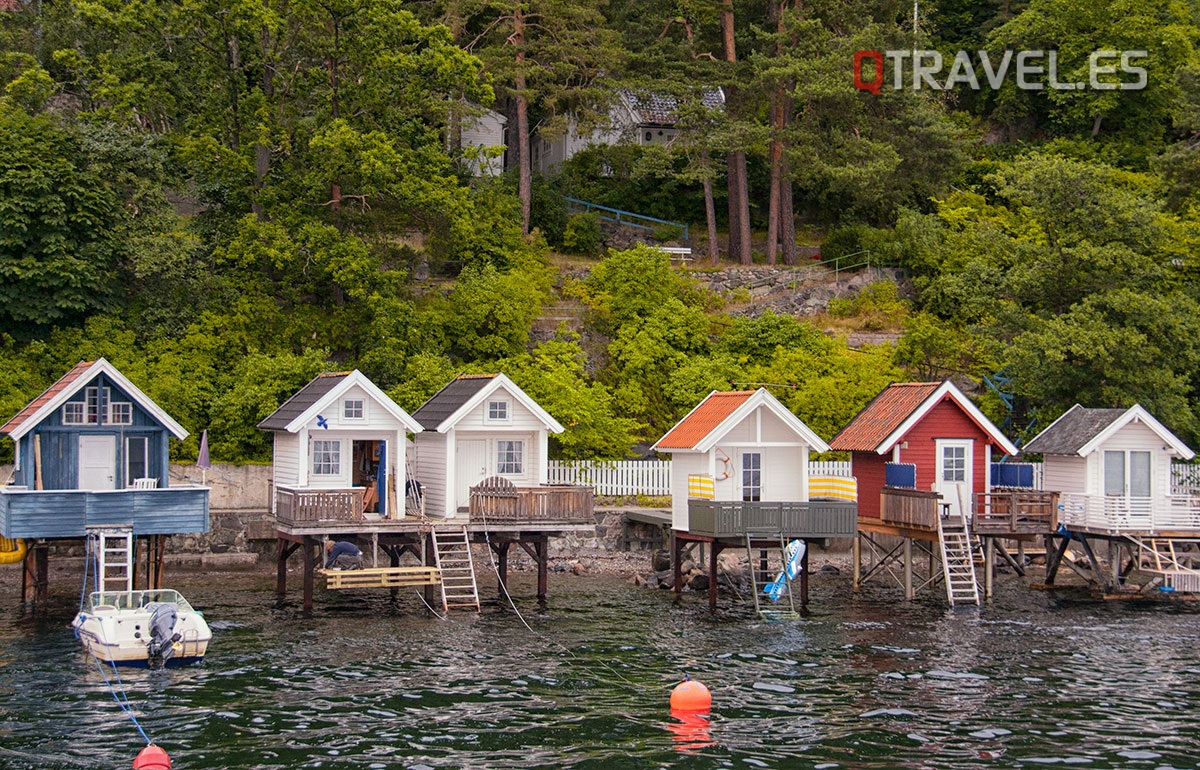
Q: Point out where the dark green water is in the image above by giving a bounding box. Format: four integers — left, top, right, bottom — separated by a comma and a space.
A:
1, 565, 1198, 769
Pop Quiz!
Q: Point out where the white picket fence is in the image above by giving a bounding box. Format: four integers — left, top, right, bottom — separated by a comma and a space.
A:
548, 459, 853, 497
549, 458, 1200, 497
547, 460, 672, 496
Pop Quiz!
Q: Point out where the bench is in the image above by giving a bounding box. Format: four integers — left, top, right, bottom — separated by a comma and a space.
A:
656, 246, 693, 263
324, 566, 441, 590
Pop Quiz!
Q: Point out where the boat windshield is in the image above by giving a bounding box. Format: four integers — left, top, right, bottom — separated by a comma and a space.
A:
88, 589, 194, 612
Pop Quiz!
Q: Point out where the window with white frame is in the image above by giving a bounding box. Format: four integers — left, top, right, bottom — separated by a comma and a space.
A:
109, 402, 133, 425
942, 445, 966, 482
126, 436, 148, 485
496, 440, 523, 474
85, 387, 110, 424
343, 398, 365, 420
487, 400, 509, 421
742, 453, 762, 502
312, 439, 341, 476
63, 402, 85, 425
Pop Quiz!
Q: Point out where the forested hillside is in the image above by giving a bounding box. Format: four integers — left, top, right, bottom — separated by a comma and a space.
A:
1, 0, 1199, 462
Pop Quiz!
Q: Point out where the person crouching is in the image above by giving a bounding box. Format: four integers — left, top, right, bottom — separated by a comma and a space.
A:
324, 540, 364, 570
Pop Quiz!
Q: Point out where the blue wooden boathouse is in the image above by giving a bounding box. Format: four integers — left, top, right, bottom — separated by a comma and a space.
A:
0, 358, 209, 606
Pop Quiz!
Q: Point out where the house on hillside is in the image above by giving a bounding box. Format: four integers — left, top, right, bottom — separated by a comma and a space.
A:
411, 374, 566, 518
830, 380, 1019, 521
652, 388, 835, 533
458, 107, 507, 177
258, 370, 423, 522
0, 358, 208, 541
1024, 404, 1197, 534
533, 89, 725, 174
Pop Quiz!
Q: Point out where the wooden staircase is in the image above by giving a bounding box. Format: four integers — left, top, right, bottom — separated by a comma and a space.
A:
88, 526, 134, 593
937, 511, 980, 606
431, 527, 480, 613
1131, 537, 1200, 593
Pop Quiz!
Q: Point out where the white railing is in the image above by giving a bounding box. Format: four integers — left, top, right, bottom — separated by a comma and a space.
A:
1058, 493, 1200, 534
1172, 463, 1200, 494
547, 460, 672, 497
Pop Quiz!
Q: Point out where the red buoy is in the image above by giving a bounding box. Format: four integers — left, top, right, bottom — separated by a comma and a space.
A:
669, 677, 712, 713
133, 744, 171, 769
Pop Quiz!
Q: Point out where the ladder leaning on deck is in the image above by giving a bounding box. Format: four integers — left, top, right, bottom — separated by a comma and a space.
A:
744, 533, 800, 620
431, 527, 480, 613
937, 511, 980, 606
1130, 537, 1200, 593
87, 526, 134, 593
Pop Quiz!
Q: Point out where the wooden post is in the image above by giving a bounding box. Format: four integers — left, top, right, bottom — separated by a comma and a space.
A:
852, 533, 861, 591
1044, 534, 1067, 585
800, 546, 810, 610
423, 531, 438, 611
708, 541, 721, 613
673, 533, 683, 598
536, 536, 548, 603
496, 540, 510, 595
984, 536, 994, 599
302, 537, 316, 611
903, 537, 913, 600
1077, 535, 1107, 591
34, 544, 49, 611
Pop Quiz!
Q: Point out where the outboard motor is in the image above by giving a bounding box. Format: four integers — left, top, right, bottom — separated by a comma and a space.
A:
144, 602, 182, 668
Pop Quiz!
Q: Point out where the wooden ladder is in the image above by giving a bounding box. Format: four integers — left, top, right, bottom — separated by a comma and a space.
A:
745, 533, 800, 620
88, 526, 134, 593
937, 511, 980, 606
431, 527, 480, 613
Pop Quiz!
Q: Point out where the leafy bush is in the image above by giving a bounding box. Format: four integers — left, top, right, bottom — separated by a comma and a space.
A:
561, 212, 604, 256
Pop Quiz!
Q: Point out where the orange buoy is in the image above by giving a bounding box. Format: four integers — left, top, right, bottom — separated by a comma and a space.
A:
132, 744, 171, 769
669, 676, 712, 713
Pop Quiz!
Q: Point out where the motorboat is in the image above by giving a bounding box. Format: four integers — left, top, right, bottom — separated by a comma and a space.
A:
72, 588, 211, 668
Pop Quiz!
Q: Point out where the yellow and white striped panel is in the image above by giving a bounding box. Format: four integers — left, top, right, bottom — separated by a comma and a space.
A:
810, 475, 858, 502
688, 474, 715, 499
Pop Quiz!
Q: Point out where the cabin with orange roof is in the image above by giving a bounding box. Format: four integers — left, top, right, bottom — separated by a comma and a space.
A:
653, 388, 857, 613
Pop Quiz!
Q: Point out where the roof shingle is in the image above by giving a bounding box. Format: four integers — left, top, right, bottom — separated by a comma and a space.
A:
412, 375, 497, 431
655, 391, 756, 450
1023, 405, 1126, 455
257, 372, 349, 431
829, 382, 942, 453
0, 361, 95, 437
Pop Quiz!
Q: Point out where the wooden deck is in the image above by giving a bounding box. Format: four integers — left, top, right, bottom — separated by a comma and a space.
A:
324, 566, 441, 589
879, 487, 941, 531
973, 490, 1058, 536
0, 486, 210, 539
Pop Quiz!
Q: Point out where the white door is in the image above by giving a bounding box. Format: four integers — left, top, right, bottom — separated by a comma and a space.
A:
935, 439, 973, 519
79, 435, 117, 490
455, 439, 488, 510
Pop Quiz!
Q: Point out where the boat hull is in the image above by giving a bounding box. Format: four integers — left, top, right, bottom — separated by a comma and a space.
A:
72, 590, 212, 668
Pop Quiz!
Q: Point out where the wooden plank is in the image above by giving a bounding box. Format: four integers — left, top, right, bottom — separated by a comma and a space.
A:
325, 566, 441, 590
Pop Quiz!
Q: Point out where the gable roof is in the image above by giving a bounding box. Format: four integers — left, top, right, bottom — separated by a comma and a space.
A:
830, 380, 1018, 456
652, 388, 830, 453
412, 374, 564, 434
1024, 404, 1194, 459
621, 89, 726, 126
257, 370, 422, 434
0, 358, 188, 442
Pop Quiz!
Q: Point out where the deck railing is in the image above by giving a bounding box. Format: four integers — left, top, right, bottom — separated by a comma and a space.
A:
1058, 493, 1200, 534
687, 500, 857, 538
972, 490, 1059, 535
879, 487, 942, 530
469, 481, 594, 525
275, 486, 365, 526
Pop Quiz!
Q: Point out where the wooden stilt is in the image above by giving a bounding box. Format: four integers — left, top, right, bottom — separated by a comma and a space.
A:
799, 546, 810, 610
984, 537, 994, 599
495, 540, 511, 595
423, 531, 438, 610
22, 549, 33, 605
1044, 534, 1068, 585
994, 540, 1026, 577
1077, 535, 1108, 591
708, 541, 721, 612
673, 532, 683, 599
34, 545, 48, 611
535, 536, 548, 603
302, 537, 316, 611
903, 537, 913, 600
276, 539, 299, 598
852, 532, 861, 591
